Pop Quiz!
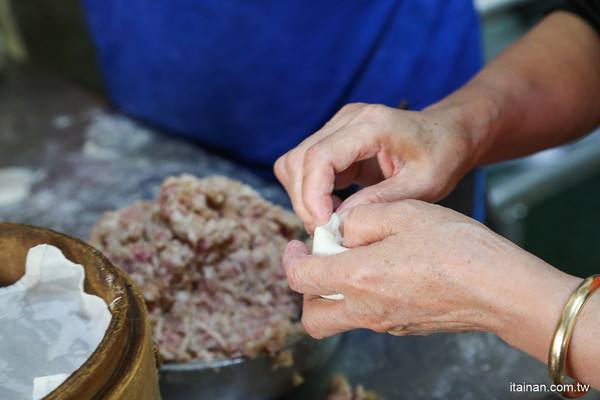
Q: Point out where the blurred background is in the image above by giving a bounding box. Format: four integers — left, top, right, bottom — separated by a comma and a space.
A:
1, 0, 599, 279
477, 0, 600, 280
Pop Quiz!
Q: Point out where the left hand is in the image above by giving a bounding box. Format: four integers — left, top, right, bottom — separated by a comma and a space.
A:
274, 103, 473, 233
282, 200, 562, 339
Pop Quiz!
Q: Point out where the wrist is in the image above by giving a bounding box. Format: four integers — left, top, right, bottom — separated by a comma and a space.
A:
487, 258, 580, 365
422, 84, 503, 173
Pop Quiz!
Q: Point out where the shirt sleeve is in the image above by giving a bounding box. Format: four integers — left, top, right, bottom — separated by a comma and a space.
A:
556, 0, 600, 37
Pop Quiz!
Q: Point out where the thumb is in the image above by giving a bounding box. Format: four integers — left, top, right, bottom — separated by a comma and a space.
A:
337, 175, 409, 215
339, 203, 399, 248
282, 240, 342, 296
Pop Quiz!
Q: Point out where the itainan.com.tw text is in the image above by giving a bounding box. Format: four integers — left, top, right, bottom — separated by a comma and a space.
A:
509, 382, 590, 394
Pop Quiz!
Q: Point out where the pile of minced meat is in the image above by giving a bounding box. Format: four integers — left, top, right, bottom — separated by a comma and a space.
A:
89, 174, 305, 362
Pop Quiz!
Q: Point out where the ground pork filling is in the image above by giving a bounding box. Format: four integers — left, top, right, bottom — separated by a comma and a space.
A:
89, 174, 305, 362
327, 375, 378, 400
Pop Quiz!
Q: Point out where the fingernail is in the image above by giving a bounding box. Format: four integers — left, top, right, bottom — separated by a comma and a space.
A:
284, 240, 310, 258
313, 212, 330, 228
336, 207, 350, 221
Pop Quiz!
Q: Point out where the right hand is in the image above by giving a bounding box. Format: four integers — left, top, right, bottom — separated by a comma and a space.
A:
274, 102, 474, 232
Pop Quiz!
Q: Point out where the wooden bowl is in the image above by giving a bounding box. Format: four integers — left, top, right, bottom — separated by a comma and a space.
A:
0, 223, 162, 400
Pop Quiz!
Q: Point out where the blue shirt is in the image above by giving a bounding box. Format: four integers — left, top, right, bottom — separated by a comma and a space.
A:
82, 0, 482, 174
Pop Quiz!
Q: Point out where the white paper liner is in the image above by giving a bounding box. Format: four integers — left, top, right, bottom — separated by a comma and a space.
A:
0, 244, 112, 400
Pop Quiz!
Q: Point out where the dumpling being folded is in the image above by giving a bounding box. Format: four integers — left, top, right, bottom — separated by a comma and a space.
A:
312, 213, 348, 300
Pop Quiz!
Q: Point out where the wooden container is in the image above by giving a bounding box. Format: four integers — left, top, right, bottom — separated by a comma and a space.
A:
0, 222, 162, 400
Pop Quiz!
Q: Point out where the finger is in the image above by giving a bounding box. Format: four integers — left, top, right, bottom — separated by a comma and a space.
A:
337, 178, 406, 214
300, 295, 353, 339
348, 158, 385, 187
319, 102, 367, 134
339, 202, 417, 248
275, 151, 315, 230
302, 126, 382, 226
336, 163, 437, 216
290, 103, 368, 156
274, 104, 368, 231
275, 121, 349, 230
332, 163, 361, 190
332, 158, 384, 190
282, 240, 344, 296
299, 241, 394, 337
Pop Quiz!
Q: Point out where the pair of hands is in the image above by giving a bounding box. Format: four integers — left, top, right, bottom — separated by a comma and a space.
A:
274, 103, 525, 339
273, 11, 600, 386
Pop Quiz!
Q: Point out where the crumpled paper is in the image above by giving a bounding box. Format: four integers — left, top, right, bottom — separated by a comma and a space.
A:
0, 244, 112, 400
312, 213, 349, 300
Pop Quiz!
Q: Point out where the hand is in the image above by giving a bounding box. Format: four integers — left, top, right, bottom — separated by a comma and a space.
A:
274, 103, 473, 232
281, 200, 569, 339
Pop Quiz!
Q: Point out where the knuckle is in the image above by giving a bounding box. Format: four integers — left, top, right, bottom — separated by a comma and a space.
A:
395, 199, 421, 214
358, 103, 386, 119
302, 314, 326, 339
285, 151, 300, 171
340, 102, 363, 113
273, 157, 286, 179
304, 143, 326, 163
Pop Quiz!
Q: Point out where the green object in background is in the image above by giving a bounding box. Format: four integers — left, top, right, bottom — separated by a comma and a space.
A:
7, 0, 103, 94
0, 0, 28, 62
524, 171, 600, 278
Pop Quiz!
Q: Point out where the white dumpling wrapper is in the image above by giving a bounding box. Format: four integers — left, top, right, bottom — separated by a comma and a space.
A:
312, 213, 348, 300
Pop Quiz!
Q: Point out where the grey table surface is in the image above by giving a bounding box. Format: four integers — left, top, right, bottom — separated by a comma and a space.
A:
0, 65, 595, 400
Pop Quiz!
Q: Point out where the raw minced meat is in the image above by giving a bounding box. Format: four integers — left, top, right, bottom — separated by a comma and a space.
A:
89, 174, 305, 362
327, 375, 378, 400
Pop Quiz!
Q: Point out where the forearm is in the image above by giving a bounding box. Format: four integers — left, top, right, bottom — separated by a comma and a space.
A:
488, 257, 600, 387
429, 10, 600, 384
426, 11, 600, 169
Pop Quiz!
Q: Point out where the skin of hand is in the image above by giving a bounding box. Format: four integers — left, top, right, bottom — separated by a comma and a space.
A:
274, 103, 474, 233
277, 9, 600, 387
275, 11, 600, 233
282, 200, 600, 388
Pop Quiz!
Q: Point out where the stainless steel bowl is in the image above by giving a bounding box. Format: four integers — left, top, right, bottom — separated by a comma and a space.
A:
159, 333, 340, 400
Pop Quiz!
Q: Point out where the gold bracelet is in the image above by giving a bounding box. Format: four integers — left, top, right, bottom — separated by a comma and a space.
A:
548, 274, 600, 398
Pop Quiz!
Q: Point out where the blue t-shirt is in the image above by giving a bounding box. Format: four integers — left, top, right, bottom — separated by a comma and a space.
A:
82, 0, 482, 171
82, 0, 485, 220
